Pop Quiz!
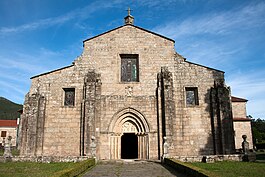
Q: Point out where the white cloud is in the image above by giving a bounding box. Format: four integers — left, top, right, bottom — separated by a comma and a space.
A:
0, 13, 74, 35
135, 0, 195, 7
227, 70, 265, 98
150, 2, 264, 72
247, 99, 265, 119
152, 1, 265, 119
153, 1, 265, 39
0, 0, 124, 36
0, 49, 56, 75
0, 47, 74, 104
227, 69, 265, 119
0, 80, 25, 95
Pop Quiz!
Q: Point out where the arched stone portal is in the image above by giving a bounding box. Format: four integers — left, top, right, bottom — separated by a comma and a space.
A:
109, 108, 149, 160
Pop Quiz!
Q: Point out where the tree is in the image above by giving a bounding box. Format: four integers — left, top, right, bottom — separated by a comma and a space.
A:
251, 118, 265, 144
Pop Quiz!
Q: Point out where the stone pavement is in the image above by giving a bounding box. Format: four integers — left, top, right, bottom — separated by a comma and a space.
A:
83, 160, 187, 177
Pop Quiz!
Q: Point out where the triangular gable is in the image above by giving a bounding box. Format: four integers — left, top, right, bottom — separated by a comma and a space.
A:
83, 24, 175, 43
175, 53, 225, 73
31, 65, 74, 79
185, 60, 224, 73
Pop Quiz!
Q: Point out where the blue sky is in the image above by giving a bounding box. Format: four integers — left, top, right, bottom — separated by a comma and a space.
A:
0, 0, 264, 119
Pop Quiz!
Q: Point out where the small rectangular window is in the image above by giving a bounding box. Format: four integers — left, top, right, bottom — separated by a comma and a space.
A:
185, 87, 199, 106
1, 131, 7, 137
64, 88, 75, 106
121, 54, 139, 82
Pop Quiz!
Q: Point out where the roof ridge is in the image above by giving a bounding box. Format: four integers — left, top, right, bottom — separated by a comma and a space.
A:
231, 96, 248, 102
83, 24, 175, 43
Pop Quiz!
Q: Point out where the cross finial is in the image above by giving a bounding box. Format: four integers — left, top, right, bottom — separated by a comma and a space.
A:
124, 7, 134, 25
127, 7, 132, 16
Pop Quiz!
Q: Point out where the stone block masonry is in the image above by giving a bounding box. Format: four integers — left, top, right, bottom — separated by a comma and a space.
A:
19, 18, 236, 160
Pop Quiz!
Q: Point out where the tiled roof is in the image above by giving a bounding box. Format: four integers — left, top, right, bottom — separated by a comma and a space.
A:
233, 117, 252, 121
231, 96, 248, 102
0, 120, 18, 127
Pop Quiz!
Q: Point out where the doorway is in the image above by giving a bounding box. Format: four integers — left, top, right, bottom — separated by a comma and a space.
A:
121, 133, 138, 159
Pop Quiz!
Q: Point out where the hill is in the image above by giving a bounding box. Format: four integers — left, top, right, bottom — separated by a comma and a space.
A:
0, 97, 23, 120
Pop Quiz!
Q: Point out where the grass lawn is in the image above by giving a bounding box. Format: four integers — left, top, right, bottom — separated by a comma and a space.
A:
190, 161, 265, 177
0, 161, 77, 177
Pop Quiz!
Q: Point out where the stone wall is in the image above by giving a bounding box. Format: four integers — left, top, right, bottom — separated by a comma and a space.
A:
6, 156, 90, 163
99, 95, 158, 159
20, 65, 86, 156
171, 154, 243, 163
75, 25, 176, 97
20, 24, 235, 159
19, 93, 46, 156
232, 102, 247, 118
170, 54, 235, 156
232, 98, 253, 150
234, 121, 253, 149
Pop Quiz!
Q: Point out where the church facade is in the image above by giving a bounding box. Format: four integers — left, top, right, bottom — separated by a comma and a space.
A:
19, 14, 236, 160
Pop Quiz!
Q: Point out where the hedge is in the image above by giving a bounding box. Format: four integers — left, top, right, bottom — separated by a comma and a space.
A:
164, 158, 219, 177
256, 143, 265, 150
51, 158, 95, 177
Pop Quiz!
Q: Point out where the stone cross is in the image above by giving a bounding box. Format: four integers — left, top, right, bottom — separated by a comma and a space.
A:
127, 7, 132, 16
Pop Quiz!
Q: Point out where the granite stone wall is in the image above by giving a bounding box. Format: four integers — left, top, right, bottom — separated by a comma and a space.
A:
19, 24, 235, 159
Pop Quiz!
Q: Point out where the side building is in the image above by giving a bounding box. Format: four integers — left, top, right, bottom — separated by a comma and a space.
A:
232, 96, 253, 151
0, 120, 19, 147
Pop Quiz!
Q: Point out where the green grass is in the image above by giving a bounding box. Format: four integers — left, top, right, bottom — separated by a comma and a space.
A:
0, 161, 77, 177
190, 161, 265, 177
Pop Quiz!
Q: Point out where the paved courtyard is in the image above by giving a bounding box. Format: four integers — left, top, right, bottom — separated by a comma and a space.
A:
83, 160, 187, 177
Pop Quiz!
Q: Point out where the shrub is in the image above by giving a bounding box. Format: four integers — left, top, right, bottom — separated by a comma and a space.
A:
256, 143, 265, 150
52, 158, 95, 177
164, 158, 218, 177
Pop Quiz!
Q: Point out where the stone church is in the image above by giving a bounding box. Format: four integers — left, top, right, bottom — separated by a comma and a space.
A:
19, 13, 238, 160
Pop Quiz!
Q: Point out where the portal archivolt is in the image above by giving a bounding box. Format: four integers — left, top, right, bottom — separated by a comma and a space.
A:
109, 108, 149, 159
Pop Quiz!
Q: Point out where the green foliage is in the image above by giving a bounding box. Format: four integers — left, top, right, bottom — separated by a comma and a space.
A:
256, 151, 265, 161
0, 158, 95, 177
251, 118, 265, 144
0, 161, 76, 177
51, 158, 95, 177
166, 158, 265, 177
0, 97, 23, 120
164, 158, 218, 177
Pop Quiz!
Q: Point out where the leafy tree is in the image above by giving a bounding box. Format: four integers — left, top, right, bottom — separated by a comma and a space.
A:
0, 97, 23, 120
251, 117, 265, 144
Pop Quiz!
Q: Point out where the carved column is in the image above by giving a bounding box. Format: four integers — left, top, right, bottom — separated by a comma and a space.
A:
158, 67, 175, 147
156, 73, 163, 159
110, 134, 121, 159
81, 70, 101, 157
138, 133, 148, 159
19, 92, 46, 156
210, 81, 235, 154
